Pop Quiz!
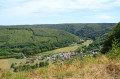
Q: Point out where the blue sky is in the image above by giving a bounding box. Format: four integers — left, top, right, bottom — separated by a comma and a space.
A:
0, 0, 120, 25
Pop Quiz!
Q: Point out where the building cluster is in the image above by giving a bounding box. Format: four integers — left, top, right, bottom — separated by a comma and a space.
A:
36, 52, 78, 61
35, 50, 99, 62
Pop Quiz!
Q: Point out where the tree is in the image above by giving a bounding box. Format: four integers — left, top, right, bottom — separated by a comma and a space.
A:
101, 22, 120, 54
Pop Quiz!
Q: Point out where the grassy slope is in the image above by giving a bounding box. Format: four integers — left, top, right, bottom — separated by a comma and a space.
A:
1, 55, 120, 79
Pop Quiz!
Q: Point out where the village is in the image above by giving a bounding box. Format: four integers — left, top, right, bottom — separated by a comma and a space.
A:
9, 49, 99, 72
8, 40, 100, 72
36, 51, 99, 62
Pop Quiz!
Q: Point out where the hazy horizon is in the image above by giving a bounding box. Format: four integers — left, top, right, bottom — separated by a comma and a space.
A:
0, 22, 118, 26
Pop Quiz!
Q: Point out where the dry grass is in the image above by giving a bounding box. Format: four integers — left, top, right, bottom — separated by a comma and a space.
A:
1, 55, 120, 79
27, 55, 120, 79
0, 59, 10, 70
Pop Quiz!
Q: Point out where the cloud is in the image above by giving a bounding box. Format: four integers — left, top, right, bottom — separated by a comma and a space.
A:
114, 0, 120, 6
0, 0, 119, 25
0, 0, 117, 17
94, 14, 113, 19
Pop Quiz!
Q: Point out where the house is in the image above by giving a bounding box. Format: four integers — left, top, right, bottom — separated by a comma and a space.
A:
59, 55, 64, 60
64, 52, 71, 59
37, 57, 43, 61
71, 52, 76, 56
46, 56, 50, 59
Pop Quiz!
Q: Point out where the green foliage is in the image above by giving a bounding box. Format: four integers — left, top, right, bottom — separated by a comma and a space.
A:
13, 61, 49, 72
39, 62, 49, 67
0, 23, 116, 57
0, 23, 116, 40
101, 22, 120, 54
11, 63, 15, 68
106, 40, 120, 59
35, 23, 116, 40
0, 28, 79, 57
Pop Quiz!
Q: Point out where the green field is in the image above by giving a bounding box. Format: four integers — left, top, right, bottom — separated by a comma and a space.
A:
82, 40, 93, 46
38, 40, 93, 55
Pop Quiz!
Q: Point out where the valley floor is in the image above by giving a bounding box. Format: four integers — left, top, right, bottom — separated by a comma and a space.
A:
38, 40, 93, 55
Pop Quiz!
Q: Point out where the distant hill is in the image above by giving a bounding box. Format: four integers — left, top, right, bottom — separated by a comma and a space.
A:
37, 23, 116, 40
0, 23, 117, 58
0, 23, 116, 40
0, 27, 79, 58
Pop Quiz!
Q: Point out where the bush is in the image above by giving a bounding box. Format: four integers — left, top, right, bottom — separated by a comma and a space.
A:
39, 62, 49, 67
107, 40, 120, 59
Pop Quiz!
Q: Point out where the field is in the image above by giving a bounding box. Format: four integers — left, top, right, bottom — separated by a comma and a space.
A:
40, 46, 79, 54
38, 40, 93, 55
82, 40, 93, 46
0, 59, 10, 70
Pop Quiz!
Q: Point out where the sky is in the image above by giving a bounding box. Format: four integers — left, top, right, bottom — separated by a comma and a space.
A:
0, 0, 120, 25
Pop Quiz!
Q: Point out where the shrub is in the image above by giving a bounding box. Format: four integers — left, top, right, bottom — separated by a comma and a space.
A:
107, 40, 120, 59
39, 62, 49, 67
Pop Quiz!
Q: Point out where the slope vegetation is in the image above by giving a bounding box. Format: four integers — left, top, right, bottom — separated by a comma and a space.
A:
0, 23, 116, 40
101, 22, 120, 54
0, 28, 79, 58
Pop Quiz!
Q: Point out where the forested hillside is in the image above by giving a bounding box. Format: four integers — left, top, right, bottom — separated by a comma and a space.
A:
0, 23, 116, 40
33, 23, 116, 40
0, 28, 79, 58
0, 23, 117, 58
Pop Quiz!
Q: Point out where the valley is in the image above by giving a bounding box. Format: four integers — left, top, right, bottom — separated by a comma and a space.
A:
0, 40, 93, 71
0, 23, 120, 79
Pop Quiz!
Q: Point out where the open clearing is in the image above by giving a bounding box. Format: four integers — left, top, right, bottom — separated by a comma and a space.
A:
82, 40, 93, 46
0, 59, 10, 70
